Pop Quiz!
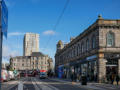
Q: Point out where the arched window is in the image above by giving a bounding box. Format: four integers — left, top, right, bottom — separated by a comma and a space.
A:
92, 35, 96, 49
107, 32, 114, 47
86, 39, 89, 51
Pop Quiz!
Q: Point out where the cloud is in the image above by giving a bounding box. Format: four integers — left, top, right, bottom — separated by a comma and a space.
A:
8, 32, 25, 37
2, 45, 20, 61
43, 30, 56, 36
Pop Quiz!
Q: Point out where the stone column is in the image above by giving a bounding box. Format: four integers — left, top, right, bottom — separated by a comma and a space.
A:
98, 59, 106, 83
118, 59, 120, 77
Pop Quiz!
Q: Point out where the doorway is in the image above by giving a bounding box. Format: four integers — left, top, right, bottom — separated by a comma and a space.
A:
106, 59, 118, 82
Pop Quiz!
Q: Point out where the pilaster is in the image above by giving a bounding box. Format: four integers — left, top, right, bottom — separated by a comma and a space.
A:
98, 58, 106, 83
118, 59, 120, 76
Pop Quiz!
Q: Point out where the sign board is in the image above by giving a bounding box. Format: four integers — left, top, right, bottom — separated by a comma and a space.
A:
1, 0, 8, 38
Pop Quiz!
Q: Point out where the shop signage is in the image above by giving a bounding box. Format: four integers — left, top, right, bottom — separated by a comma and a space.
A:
104, 53, 120, 59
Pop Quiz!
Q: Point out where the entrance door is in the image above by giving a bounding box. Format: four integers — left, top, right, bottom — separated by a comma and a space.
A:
106, 59, 118, 82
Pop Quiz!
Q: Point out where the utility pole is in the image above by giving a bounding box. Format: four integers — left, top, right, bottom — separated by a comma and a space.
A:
0, 0, 8, 90
0, 1, 2, 90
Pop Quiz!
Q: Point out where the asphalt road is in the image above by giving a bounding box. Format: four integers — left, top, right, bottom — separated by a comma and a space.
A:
1, 77, 87, 90
1, 77, 120, 90
39, 78, 87, 90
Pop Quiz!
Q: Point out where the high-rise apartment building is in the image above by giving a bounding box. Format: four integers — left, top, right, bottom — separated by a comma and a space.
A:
23, 33, 39, 56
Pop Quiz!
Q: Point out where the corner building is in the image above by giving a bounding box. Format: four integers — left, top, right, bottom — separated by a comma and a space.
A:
55, 16, 120, 83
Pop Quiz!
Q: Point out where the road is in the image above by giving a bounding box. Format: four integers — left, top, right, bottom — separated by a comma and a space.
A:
1, 77, 120, 90
1, 77, 87, 90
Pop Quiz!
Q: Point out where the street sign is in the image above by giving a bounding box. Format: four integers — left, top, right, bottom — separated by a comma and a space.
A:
1, 0, 8, 38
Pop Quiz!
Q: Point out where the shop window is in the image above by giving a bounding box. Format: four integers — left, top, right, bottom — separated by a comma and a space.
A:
107, 32, 114, 47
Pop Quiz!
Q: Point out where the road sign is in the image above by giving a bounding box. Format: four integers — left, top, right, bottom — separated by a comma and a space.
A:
1, 0, 8, 38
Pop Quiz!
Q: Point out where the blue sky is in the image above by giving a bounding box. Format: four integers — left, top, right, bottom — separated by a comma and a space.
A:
2, 0, 120, 63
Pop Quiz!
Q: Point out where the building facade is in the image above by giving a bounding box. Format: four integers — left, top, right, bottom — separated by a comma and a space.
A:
23, 33, 39, 56
55, 15, 120, 83
10, 52, 53, 72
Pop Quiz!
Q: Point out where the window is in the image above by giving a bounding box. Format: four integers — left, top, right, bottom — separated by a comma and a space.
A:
107, 32, 114, 47
81, 42, 84, 53
77, 45, 79, 56
92, 35, 96, 48
86, 39, 89, 51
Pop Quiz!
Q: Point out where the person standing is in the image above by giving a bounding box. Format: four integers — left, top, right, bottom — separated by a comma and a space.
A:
71, 73, 74, 82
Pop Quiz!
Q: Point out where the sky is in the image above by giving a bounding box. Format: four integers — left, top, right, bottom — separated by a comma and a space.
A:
2, 0, 120, 64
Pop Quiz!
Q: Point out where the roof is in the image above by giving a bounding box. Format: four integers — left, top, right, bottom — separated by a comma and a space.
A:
31, 52, 45, 57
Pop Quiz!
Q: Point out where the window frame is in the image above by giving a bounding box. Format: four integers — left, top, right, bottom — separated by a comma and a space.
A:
106, 31, 115, 47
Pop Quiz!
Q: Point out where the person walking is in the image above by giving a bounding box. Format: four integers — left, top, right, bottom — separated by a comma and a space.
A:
116, 75, 119, 85
111, 74, 114, 84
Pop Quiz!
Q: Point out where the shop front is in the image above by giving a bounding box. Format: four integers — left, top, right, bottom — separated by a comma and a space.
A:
104, 53, 120, 82
85, 55, 98, 81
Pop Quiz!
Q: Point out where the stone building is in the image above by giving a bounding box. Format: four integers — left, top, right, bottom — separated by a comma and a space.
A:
10, 52, 53, 72
55, 15, 120, 83
23, 33, 39, 56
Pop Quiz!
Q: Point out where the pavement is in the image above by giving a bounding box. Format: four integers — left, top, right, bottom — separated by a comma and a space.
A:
48, 78, 120, 90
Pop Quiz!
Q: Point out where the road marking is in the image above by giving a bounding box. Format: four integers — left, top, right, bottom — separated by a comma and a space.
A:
31, 78, 40, 90
34, 77, 59, 90
18, 81, 23, 90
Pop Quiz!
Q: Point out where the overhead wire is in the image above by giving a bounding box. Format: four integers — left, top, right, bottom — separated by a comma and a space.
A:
44, 0, 70, 49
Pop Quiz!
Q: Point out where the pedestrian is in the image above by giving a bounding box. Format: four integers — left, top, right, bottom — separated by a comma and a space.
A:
116, 75, 119, 85
111, 74, 115, 84
71, 73, 74, 82
74, 73, 77, 82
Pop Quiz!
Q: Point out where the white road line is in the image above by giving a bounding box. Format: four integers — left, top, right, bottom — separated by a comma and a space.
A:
31, 78, 40, 90
18, 81, 23, 90
34, 78, 59, 90
38, 80, 59, 90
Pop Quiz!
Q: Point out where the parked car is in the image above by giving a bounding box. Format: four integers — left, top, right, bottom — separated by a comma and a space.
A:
39, 72, 47, 79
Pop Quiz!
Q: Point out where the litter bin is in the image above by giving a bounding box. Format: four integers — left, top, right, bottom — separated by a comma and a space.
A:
81, 76, 87, 85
